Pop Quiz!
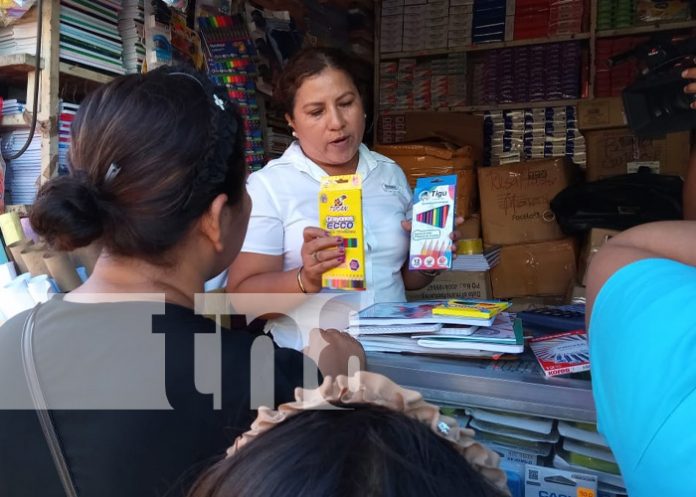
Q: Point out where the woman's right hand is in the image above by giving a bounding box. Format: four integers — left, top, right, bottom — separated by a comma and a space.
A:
299, 227, 345, 292
305, 328, 365, 378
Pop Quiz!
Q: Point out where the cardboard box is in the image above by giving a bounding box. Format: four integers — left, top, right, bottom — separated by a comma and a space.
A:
458, 213, 481, 240
585, 128, 691, 181
376, 112, 484, 167
374, 141, 478, 218
577, 228, 620, 285
577, 97, 627, 130
478, 158, 575, 245
490, 238, 577, 298
406, 270, 492, 301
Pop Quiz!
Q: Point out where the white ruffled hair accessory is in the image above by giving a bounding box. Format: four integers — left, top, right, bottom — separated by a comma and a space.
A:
227, 371, 510, 495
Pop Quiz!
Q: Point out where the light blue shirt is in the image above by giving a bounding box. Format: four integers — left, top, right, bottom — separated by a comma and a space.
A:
590, 258, 696, 497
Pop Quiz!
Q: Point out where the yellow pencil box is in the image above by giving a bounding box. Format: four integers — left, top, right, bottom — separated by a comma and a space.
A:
319, 174, 366, 291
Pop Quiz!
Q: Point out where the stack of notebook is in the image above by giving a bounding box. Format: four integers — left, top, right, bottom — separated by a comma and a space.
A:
349, 300, 524, 358
1, 130, 41, 204
59, 0, 125, 75
0, 6, 38, 56
58, 101, 79, 176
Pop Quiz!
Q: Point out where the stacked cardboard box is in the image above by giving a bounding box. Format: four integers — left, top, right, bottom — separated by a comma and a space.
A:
478, 158, 579, 298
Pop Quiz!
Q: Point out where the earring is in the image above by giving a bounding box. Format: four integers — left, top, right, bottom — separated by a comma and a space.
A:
292, 131, 298, 138
364, 113, 367, 119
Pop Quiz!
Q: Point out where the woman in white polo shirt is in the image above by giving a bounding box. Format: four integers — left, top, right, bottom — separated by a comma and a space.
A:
227, 47, 460, 349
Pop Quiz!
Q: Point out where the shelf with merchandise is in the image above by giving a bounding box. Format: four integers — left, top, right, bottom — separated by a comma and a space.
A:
380, 33, 592, 60
378, 98, 584, 115
595, 19, 696, 38
0, 114, 28, 128
367, 351, 595, 422
58, 62, 115, 85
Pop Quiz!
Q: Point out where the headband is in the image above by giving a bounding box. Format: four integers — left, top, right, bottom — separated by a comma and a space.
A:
227, 372, 510, 496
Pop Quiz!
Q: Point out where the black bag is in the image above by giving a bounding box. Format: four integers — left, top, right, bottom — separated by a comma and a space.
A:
550, 172, 683, 234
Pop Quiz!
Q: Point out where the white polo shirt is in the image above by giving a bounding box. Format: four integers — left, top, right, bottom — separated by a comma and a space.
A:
241, 141, 412, 348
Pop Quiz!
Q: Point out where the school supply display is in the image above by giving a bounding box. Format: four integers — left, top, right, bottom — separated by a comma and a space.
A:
409, 175, 456, 271
319, 174, 365, 291
351, 301, 499, 327
198, 14, 265, 171
529, 330, 590, 377
416, 318, 523, 353
1, 130, 40, 204
432, 299, 511, 320
58, 101, 78, 176
59, 0, 126, 75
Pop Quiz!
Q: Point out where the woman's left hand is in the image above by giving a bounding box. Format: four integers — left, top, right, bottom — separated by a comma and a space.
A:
684, 68, 696, 110
401, 215, 465, 258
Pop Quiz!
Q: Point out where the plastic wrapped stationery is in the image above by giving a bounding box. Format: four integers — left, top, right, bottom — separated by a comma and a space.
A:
409, 175, 457, 271
319, 174, 365, 291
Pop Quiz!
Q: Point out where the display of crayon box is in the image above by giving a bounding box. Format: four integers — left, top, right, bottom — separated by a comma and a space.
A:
409, 175, 457, 271
319, 174, 366, 291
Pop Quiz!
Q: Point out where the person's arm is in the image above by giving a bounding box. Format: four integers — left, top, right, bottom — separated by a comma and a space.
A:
681, 68, 696, 219
585, 220, 696, 324
227, 227, 343, 294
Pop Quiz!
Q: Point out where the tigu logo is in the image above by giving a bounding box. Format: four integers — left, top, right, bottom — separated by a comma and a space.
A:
330, 195, 349, 212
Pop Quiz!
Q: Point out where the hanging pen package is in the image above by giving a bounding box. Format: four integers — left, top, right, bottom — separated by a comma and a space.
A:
319, 174, 365, 291
409, 175, 457, 271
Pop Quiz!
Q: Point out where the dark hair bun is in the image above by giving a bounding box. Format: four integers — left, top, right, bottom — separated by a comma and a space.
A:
30, 175, 104, 251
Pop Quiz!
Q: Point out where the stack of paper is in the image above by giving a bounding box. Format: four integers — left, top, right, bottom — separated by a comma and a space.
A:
350, 301, 524, 357
1, 99, 25, 116
555, 421, 626, 492
117, 0, 144, 74
451, 245, 501, 271
0, 6, 37, 56
1, 130, 41, 204
59, 0, 125, 75
58, 101, 78, 176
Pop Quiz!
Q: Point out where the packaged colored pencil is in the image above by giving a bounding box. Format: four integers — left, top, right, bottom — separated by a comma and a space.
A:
319, 174, 366, 291
409, 175, 457, 271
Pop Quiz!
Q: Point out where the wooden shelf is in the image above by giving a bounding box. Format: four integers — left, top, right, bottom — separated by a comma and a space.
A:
379, 98, 583, 114
0, 113, 28, 128
59, 61, 115, 84
0, 53, 42, 72
380, 33, 591, 60
596, 19, 696, 38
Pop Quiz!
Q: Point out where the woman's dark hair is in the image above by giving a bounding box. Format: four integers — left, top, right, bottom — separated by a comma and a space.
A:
30, 65, 246, 265
274, 47, 364, 117
188, 404, 507, 497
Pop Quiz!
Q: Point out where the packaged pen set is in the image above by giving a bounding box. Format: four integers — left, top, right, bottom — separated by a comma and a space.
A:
409, 175, 457, 271
319, 174, 366, 291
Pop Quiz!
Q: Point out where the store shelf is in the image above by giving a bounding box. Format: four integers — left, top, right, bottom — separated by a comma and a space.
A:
465, 33, 591, 52
380, 33, 591, 60
0, 113, 28, 128
596, 19, 696, 38
0, 53, 42, 72
367, 352, 596, 422
59, 61, 115, 84
379, 98, 583, 115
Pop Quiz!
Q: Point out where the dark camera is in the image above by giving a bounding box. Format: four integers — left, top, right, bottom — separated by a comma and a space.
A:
612, 34, 696, 138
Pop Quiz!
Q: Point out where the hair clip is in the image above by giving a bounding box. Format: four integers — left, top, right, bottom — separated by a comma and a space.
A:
213, 93, 226, 111
104, 162, 121, 183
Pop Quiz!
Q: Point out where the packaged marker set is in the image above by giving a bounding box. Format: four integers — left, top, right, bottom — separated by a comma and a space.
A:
409, 175, 457, 271
319, 174, 366, 291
